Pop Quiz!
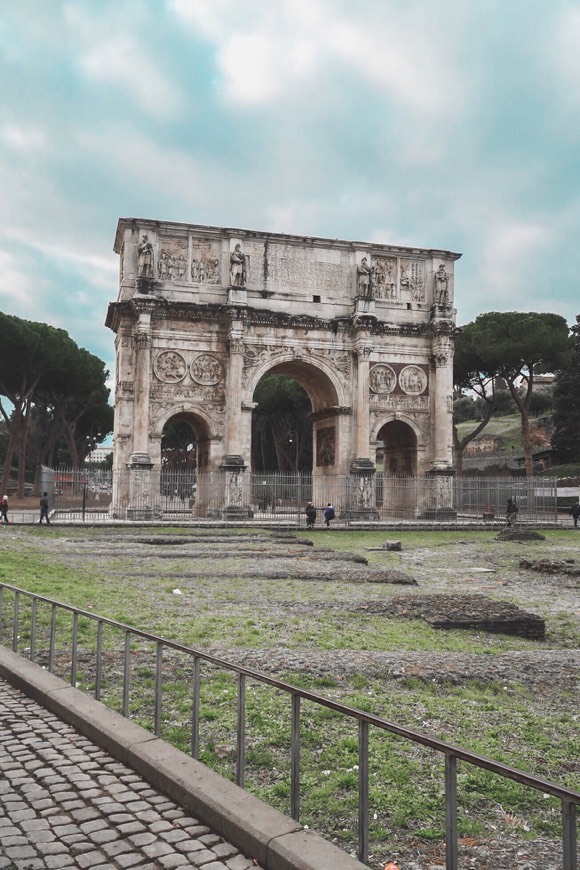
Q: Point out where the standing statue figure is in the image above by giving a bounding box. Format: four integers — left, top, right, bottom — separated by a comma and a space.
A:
137, 235, 154, 279
229, 244, 246, 286
356, 257, 372, 296
434, 263, 449, 304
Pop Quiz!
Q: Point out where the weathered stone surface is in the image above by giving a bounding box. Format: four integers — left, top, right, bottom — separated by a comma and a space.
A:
107, 218, 460, 518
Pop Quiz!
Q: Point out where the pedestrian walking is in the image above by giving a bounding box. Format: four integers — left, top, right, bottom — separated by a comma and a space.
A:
569, 501, 580, 528
506, 497, 518, 527
39, 492, 51, 524
1, 495, 9, 524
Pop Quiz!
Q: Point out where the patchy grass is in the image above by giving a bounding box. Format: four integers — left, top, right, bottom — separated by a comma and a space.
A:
0, 525, 578, 868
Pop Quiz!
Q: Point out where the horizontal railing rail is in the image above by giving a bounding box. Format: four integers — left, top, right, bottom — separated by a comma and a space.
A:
0, 582, 577, 868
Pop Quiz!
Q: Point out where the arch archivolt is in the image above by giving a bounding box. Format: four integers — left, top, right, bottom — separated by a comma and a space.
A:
371, 412, 426, 447
150, 402, 219, 441
243, 346, 349, 409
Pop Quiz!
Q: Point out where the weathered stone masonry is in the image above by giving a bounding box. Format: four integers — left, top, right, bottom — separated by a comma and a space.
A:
106, 219, 461, 518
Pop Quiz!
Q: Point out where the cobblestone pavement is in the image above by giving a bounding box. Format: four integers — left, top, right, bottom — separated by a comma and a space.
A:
0, 678, 257, 870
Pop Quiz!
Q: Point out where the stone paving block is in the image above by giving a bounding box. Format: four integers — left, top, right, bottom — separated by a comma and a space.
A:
76, 849, 109, 868
188, 849, 222, 866
226, 856, 256, 870
128, 830, 158, 847
143, 840, 175, 858
213, 841, 240, 859
116, 854, 148, 868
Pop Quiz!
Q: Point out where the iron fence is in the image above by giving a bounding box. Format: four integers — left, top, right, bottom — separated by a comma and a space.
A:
39, 467, 562, 527
0, 582, 577, 868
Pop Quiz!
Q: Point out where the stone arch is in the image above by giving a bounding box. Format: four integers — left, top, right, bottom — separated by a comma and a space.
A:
376, 417, 419, 477
150, 406, 216, 471
246, 356, 350, 474
244, 353, 345, 410
107, 218, 460, 518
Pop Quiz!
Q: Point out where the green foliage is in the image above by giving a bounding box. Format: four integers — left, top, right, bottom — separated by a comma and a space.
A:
251, 374, 313, 471
552, 316, 580, 463
0, 312, 112, 491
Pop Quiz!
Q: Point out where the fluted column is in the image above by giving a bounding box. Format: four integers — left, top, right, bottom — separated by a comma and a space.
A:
354, 342, 372, 461
224, 325, 245, 464
431, 339, 454, 469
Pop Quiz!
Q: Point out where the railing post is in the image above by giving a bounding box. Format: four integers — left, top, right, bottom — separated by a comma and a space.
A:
154, 642, 163, 736
122, 631, 131, 717
563, 798, 577, 870
49, 603, 57, 673
192, 657, 200, 760
71, 612, 78, 686
236, 673, 246, 788
12, 590, 19, 652
445, 753, 458, 870
30, 598, 37, 662
0, 587, 4, 645
358, 719, 369, 865
291, 694, 301, 822
95, 620, 103, 701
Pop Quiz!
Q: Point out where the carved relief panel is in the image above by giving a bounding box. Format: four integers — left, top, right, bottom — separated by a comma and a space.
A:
371, 256, 397, 300
399, 260, 425, 301
316, 426, 336, 467
191, 240, 221, 284
157, 239, 188, 282
369, 363, 429, 411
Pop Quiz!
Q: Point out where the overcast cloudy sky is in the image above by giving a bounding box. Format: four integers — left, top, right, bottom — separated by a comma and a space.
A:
1, 0, 579, 385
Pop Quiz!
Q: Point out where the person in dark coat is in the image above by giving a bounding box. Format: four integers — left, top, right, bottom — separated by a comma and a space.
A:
39, 492, 50, 524
1, 495, 8, 524
569, 501, 580, 528
506, 497, 518, 527
305, 502, 317, 529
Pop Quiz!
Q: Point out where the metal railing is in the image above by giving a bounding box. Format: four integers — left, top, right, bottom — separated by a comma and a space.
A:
39, 468, 562, 527
0, 582, 577, 868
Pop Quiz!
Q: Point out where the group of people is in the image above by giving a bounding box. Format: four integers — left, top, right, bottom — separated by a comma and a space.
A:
305, 502, 335, 529
0, 493, 51, 526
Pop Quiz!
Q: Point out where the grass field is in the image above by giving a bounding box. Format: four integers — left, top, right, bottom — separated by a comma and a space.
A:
0, 525, 578, 868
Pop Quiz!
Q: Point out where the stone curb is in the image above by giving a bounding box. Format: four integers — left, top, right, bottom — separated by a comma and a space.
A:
0, 645, 366, 870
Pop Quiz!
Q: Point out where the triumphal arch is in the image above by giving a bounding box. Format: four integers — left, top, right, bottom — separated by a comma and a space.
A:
106, 218, 460, 519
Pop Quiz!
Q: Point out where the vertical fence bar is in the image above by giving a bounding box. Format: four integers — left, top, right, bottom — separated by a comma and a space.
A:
191, 657, 200, 760
122, 630, 131, 717
358, 719, 369, 865
445, 753, 458, 870
12, 590, 19, 652
95, 620, 103, 701
290, 694, 301, 822
48, 603, 57, 673
154, 642, 163, 737
236, 673, 246, 788
70, 612, 78, 686
0, 587, 4, 645
562, 799, 577, 870
30, 598, 37, 662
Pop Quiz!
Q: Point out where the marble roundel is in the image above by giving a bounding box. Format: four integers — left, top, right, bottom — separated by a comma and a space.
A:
399, 365, 427, 395
190, 353, 223, 386
153, 350, 187, 383
369, 364, 396, 394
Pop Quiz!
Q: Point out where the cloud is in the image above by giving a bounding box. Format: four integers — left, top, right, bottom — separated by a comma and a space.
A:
170, 0, 462, 116
0, 248, 36, 309
64, 5, 183, 118
0, 123, 47, 153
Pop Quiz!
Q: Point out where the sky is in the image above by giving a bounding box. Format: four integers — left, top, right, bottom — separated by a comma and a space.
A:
1, 0, 580, 397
